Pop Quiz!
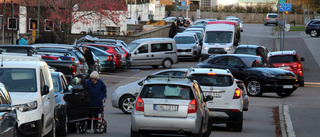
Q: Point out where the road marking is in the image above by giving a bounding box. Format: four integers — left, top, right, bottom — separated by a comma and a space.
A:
304, 82, 320, 88
281, 105, 296, 137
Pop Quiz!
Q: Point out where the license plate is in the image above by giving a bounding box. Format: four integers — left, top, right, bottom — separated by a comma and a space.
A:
154, 105, 178, 111
283, 85, 293, 89
204, 92, 222, 98
181, 52, 187, 55
278, 66, 290, 69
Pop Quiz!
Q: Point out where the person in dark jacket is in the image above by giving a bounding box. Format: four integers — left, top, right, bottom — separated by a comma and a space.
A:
169, 22, 178, 38
85, 71, 107, 133
80, 46, 95, 75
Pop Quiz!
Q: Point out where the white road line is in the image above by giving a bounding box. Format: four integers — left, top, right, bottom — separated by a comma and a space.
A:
283, 105, 296, 137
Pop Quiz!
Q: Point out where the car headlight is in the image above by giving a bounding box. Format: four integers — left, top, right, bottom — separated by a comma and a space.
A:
262, 72, 275, 77
204, 47, 208, 50
225, 47, 231, 51
15, 101, 37, 112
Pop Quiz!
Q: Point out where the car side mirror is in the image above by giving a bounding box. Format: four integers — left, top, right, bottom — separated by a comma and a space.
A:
204, 95, 213, 102
68, 85, 73, 92
138, 80, 143, 86
0, 104, 15, 112
41, 85, 49, 95
135, 50, 139, 54
300, 57, 305, 62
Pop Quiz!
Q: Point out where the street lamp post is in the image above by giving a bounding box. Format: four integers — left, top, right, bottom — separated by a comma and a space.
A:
2, 0, 5, 45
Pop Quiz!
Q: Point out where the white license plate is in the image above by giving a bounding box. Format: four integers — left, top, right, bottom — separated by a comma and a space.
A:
154, 105, 178, 111
278, 66, 290, 69
204, 92, 222, 98
283, 85, 293, 89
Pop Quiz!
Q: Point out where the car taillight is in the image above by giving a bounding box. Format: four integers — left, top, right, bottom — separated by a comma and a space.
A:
306, 25, 309, 28
231, 109, 240, 112
207, 73, 216, 75
71, 65, 77, 75
135, 97, 144, 112
107, 55, 113, 61
233, 88, 241, 99
188, 99, 197, 113
70, 57, 75, 61
276, 18, 279, 20
267, 17, 270, 20
78, 61, 82, 65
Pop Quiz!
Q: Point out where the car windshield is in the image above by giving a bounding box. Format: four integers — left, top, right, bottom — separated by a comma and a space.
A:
241, 57, 274, 68
174, 36, 195, 44
228, 18, 241, 22
234, 48, 257, 55
51, 75, 61, 93
268, 55, 297, 63
192, 74, 233, 86
127, 42, 140, 52
205, 31, 233, 43
139, 84, 195, 100
0, 68, 36, 92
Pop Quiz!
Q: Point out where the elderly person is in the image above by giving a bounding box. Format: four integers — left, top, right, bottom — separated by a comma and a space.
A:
85, 71, 107, 133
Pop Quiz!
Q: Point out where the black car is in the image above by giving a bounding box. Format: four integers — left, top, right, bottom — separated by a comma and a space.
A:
0, 83, 17, 137
0, 45, 37, 55
234, 45, 269, 60
197, 54, 298, 97
305, 19, 320, 37
51, 72, 90, 136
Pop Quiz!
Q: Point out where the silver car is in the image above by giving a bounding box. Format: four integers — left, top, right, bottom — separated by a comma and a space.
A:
264, 13, 279, 26
131, 76, 213, 137
111, 69, 187, 114
174, 33, 201, 61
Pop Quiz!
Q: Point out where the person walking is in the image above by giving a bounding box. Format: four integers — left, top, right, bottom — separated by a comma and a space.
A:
79, 46, 95, 75
18, 35, 28, 45
85, 71, 107, 133
169, 22, 178, 38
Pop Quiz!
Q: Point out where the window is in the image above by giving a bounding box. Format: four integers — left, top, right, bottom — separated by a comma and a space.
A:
313, 21, 320, 25
227, 57, 242, 67
0, 16, 2, 29
8, 18, 17, 30
151, 43, 173, 52
29, 18, 38, 30
209, 56, 227, 66
45, 19, 54, 31
138, 45, 148, 53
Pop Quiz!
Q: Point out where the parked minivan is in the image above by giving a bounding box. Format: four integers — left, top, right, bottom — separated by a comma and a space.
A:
126, 38, 178, 68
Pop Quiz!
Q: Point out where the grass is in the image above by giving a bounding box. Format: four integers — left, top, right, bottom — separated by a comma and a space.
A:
273, 25, 305, 31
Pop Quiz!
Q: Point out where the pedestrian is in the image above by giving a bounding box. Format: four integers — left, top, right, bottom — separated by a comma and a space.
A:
181, 17, 186, 26
79, 46, 95, 75
176, 17, 181, 27
169, 22, 178, 38
138, 15, 141, 21
85, 71, 107, 134
18, 34, 28, 45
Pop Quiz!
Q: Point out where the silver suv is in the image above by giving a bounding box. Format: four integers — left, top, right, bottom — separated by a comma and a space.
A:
264, 13, 279, 26
174, 33, 201, 61
131, 75, 213, 137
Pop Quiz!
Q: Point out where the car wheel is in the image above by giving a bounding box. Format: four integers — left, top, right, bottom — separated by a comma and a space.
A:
310, 30, 319, 37
162, 59, 172, 68
151, 65, 159, 68
130, 127, 140, 137
194, 55, 200, 61
246, 78, 263, 96
58, 112, 69, 136
119, 95, 135, 114
202, 118, 212, 137
276, 91, 294, 97
299, 79, 304, 87
46, 118, 56, 137
264, 23, 267, 26
233, 112, 243, 132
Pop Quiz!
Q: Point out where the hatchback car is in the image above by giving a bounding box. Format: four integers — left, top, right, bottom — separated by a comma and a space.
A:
305, 19, 320, 37
264, 13, 279, 26
227, 17, 244, 32
186, 68, 244, 132
131, 75, 213, 137
197, 54, 299, 97
268, 50, 305, 86
234, 45, 269, 60
0, 83, 17, 137
174, 33, 201, 61
51, 72, 90, 136
112, 69, 187, 114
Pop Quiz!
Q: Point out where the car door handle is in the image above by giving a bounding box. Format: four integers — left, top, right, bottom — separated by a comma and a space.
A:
151, 55, 154, 57
146, 55, 149, 57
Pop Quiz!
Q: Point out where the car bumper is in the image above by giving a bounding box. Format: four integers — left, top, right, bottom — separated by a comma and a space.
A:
18, 119, 42, 136
131, 114, 201, 134
261, 77, 298, 92
208, 109, 242, 123
100, 61, 116, 71
177, 49, 199, 59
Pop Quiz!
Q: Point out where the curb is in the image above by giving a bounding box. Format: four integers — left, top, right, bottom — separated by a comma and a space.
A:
279, 105, 296, 137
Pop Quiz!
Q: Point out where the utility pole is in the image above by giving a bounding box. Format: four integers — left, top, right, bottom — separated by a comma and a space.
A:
2, 0, 6, 45
11, 0, 14, 44
37, 0, 40, 39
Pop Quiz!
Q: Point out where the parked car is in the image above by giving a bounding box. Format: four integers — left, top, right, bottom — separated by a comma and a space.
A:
227, 17, 244, 32
197, 54, 299, 97
0, 83, 17, 137
126, 38, 178, 69
264, 13, 279, 26
173, 33, 201, 61
131, 75, 213, 137
225, 16, 237, 20
305, 19, 320, 37
184, 28, 205, 45
234, 45, 269, 60
51, 72, 90, 136
77, 35, 128, 47
235, 79, 249, 111
186, 68, 244, 132
0, 45, 37, 55
112, 69, 187, 114
268, 50, 305, 86
189, 25, 206, 31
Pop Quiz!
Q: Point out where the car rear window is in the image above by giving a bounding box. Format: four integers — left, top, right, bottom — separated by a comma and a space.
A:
174, 36, 195, 44
268, 55, 297, 63
139, 84, 195, 100
191, 74, 233, 86
268, 15, 278, 18
234, 48, 257, 55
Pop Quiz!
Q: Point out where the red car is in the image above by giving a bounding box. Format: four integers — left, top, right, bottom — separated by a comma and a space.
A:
83, 44, 122, 68
268, 50, 305, 86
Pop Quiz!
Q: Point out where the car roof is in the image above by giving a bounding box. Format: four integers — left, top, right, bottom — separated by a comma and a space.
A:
187, 67, 232, 76
132, 38, 174, 43
237, 45, 264, 49
83, 43, 117, 48
269, 50, 297, 56
267, 13, 278, 15
143, 76, 195, 86
175, 33, 196, 36
213, 54, 261, 58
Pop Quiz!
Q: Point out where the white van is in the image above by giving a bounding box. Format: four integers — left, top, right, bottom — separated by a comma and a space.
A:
0, 53, 55, 137
126, 38, 178, 68
201, 23, 236, 61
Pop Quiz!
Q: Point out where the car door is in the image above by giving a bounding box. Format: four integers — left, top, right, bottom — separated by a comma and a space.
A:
225, 56, 249, 80
206, 56, 228, 69
40, 68, 54, 134
132, 44, 153, 65
0, 88, 16, 137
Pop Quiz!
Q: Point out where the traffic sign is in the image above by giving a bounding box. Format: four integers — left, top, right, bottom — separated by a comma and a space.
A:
178, 6, 190, 10
280, 0, 285, 3
286, 3, 291, 11
280, 2, 291, 12
181, 1, 186, 6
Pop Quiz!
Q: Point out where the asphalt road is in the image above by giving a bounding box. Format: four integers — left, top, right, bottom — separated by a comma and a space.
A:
64, 24, 320, 137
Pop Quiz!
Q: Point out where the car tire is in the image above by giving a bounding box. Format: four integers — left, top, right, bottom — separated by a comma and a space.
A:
151, 65, 159, 68
202, 118, 212, 137
194, 55, 200, 61
264, 23, 267, 26
246, 78, 263, 96
162, 59, 172, 68
233, 112, 243, 132
276, 91, 294, 97
119, 95, 135, 114
310, 30, 319, 37
130, 127, 140, 137
299, 79, 304, 87
58, 112, 69, 136
45, 118, 56, 137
